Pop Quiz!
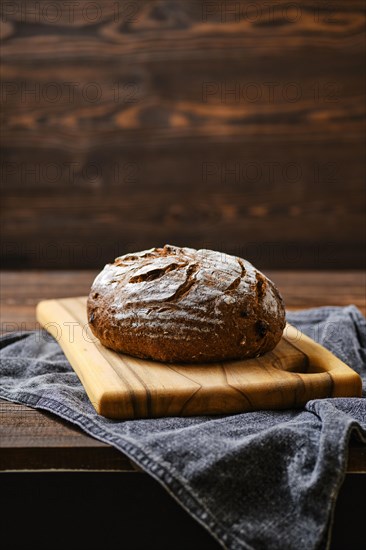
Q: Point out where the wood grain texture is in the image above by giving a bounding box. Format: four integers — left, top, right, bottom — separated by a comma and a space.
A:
1, 1, 365, 268
35, 296, 362, 419
0, 401, 136, 471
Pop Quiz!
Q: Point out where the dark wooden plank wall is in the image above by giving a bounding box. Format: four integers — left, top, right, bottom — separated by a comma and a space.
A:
1, 1, 365, 269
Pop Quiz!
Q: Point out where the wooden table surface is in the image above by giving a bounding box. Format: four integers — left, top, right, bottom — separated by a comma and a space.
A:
0, 270, 365, 472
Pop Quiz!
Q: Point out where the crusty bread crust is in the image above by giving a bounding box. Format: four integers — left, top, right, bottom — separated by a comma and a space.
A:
87, 245, 286, 363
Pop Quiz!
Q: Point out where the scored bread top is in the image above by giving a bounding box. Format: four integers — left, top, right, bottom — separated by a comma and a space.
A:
87, 244, 286, 363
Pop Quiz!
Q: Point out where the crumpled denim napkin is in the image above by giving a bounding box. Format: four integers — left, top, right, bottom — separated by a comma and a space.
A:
1, 305, 365, 550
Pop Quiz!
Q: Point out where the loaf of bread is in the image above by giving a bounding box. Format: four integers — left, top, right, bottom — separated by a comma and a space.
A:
87, 245, 286, 363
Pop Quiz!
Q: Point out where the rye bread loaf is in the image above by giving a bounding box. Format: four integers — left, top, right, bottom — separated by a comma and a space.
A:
87, 245, 286, 363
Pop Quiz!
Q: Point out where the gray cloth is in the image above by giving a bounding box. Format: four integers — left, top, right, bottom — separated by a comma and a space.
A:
1, 305, 365, 550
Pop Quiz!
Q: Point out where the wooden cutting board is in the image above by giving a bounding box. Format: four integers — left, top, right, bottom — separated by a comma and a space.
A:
36, 297, 362, 419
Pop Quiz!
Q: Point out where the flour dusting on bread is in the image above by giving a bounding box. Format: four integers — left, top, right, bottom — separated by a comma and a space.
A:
87, 244, 286, 363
